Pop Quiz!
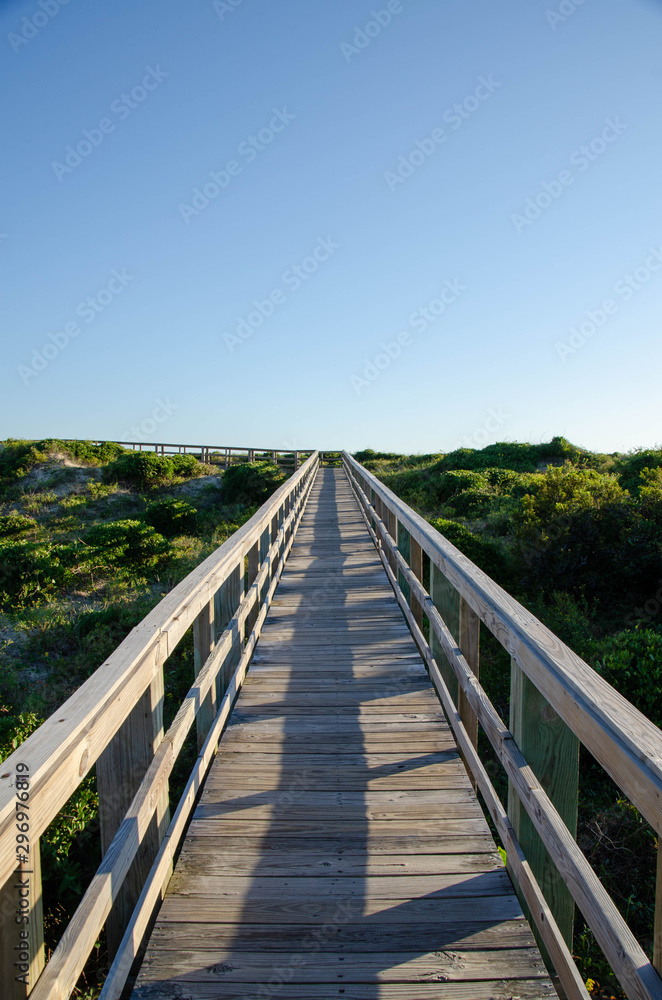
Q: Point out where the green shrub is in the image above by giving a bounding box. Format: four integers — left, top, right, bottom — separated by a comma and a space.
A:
518, 464, 628, 530
638, 468, 662, 525
170, 454, 202, 478
0, 540, 73, 606
0, 513, 37, 536
590, 628, 662, 728
104, 452, 175, 487
428, 517, 508, 583
434, 437, 585, 474
448, 487, 495, 516
145, 498, 198, 537
222, 462, 286, 505
84, 520, 169, 569
618, 449, 662, 495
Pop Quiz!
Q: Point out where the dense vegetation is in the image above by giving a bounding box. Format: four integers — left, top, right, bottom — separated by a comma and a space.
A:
357, 438, 662, 998
0, 439, 287, 997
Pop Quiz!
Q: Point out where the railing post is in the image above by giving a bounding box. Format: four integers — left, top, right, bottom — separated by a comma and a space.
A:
0, 849, 45, 998
655, 844, 662, 974
508, 658, 579, 956
215, 564, 243, 698
245, 541, 260, 635
193, 597, 217, 748
458, 598, 480, 750
97, 661, 169, 959
396, 520, 411, 605
430, 565, 460, 705
409, 537, 424, 630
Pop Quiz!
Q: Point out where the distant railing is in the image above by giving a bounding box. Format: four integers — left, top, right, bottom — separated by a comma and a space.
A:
343, 451, 662, 1000
0, 453, 320, 1000
88, 440, 314, 470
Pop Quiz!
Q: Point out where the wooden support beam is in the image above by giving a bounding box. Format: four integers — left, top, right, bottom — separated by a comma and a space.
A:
396, 520, 411, 605
430, 563, 460, 706
97, 670, 169, 959
0, 850, 44, 998
409, 537, 424, 630
655, 841, 662, 975
508, 658, 579, 956
458, 598, 480, 750
193, 597, 217, 748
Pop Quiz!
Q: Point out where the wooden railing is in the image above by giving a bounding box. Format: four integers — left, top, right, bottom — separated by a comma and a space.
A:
343, 451, 662, 1000
90, 439, 314, 470
0, 452, 320, 1000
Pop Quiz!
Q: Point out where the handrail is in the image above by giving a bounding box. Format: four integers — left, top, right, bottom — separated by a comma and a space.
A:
342, 451, 662, 1000
89, 439, 314, 468
0, 452, 319, 999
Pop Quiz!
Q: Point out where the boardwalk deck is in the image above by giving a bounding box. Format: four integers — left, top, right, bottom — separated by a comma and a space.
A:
133, 469, 554, 999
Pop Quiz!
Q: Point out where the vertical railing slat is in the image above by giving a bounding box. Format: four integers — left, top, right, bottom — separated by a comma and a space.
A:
508, 658, 579, 954
97, 666, 169, 959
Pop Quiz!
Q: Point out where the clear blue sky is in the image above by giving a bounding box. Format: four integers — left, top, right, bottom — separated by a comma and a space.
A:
2, 0, 661, 454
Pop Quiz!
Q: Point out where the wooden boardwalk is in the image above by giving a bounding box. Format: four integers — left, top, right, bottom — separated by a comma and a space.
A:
133, 469, 553, 999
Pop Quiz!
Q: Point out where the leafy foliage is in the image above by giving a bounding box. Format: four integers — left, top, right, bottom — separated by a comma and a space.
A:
222, 461, 286, 505
83, 520, 170, 570
0, 539, 73, 607
0, 512, 38, 536
591, 627, 662, 728
103, 451, 175, 487
145, 498, 198, 537
428, 517, 509, 583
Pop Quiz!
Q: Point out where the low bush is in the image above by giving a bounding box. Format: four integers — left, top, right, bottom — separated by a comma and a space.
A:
171, 454, 202, 478
618, 449, 662, 495
145, 498, 198, 537
590, 627, 662, 728
83, 520, 170, 569
104, 452, 175, 487
0, 512, 37, 536
222, 462, 286, 505
428, 517, 509, 583
0, 540, 73, 607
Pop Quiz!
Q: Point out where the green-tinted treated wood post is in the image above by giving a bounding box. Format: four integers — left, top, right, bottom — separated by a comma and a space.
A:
654, 842, 662, 974
97, 666, 168, 959
193, 596, 216, 749
508, 658, 579, 959
409, 538, 424, 630
215, 563, 243, 698
458, 598, 480, 750
245, 541, 260, 636
397, 521, 411, 605
0, 849, 45, 998
429, 564, 460, 705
